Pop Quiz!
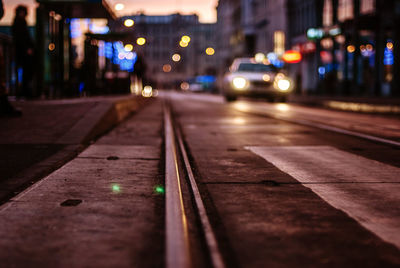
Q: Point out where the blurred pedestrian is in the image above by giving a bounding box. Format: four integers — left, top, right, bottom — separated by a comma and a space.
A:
130, 52, 147, 92
0, 0, 21, 116
12, 4, 34, 99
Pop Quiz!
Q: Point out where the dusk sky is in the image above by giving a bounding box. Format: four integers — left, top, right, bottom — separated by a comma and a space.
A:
1, 0, 218, 25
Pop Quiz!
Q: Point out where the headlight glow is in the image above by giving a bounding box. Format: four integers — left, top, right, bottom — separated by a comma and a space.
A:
232, 77, 248, 90
277, 79, 291, 91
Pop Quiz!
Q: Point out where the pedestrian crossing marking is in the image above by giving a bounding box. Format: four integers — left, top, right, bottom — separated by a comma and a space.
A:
246, 145, 400, 249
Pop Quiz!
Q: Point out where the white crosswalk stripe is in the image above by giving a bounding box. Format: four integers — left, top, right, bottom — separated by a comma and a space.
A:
247, 146, 400, 249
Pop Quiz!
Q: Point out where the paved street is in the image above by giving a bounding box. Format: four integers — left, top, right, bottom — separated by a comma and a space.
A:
0, 92, 399, 267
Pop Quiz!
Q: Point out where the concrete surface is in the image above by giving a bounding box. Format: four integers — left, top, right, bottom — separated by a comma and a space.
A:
0, 99, 164, 268
0, 95, 149, 204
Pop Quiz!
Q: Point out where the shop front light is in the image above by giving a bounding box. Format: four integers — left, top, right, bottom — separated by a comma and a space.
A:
232, 77, 248, 90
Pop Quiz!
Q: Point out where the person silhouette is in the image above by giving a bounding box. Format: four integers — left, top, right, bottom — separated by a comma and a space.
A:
0, 0, 22, 116
12, 5, 34, 99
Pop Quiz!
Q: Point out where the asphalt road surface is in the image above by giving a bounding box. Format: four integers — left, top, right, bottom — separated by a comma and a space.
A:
0, 92, 399, 268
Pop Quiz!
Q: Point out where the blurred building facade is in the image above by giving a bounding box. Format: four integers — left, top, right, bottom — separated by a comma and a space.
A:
35, 0, 115, 97
112, 14, 218, 89
216, 0, 400, 97
216, 0, 288, 76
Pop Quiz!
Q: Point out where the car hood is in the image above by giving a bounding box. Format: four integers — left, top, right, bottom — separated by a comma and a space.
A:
225, 71, 276, 81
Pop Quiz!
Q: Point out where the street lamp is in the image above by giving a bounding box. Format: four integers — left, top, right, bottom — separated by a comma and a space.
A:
124, 44, 133, 51
172, 53, 181, 62
181, 35, 191, 43
205, 47, 215, 56
115, 3, 124, 11
137, 37, 146, 46
163, 64, 172, 72
124, 19, 134, 27
179, 40, 188, 48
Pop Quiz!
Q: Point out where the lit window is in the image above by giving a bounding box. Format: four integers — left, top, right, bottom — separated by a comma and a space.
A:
323, 0, 333, 26
361, 0, 375, 14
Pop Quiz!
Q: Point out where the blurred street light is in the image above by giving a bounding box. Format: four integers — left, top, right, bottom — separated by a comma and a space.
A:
115, 3, 125, 11
124, 19, 134, 27
180, 82, 189, 91
205, 47, 215, 55
163, 64, 172, 72
48, 43, 55, 51
347, 45, 355, 53
179, 40, 188, 47
172, 53, 181, 62
254, 53, 265, 62
137, 37, 146, 46
181, 35, 191, 43
124, 44, 133, 51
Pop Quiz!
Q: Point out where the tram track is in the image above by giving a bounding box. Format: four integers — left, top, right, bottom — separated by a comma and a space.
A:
163, 101, 226, 268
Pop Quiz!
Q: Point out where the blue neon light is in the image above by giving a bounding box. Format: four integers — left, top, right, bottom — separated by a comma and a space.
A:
384, 47, 394, 66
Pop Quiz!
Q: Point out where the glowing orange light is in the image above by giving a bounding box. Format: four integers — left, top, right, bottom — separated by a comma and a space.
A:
347, 45, 356, 53
282, 50, 302, 63
386, 42, 393, 50
180, 82, 189, 91
48, 43, 55, 51
163, 64, 172, 72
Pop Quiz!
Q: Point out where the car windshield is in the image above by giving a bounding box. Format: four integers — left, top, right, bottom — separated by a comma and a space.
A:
237, 63, 275, 72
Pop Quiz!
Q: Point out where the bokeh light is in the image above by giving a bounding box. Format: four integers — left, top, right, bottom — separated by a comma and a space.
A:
115, 3, 125, 11
137, 37, 146, 46
124, 44, 133, 51
112, 184, 121, 193
172, 53, 181, 62
48, 43, 55, 51
179, 40, 188, 47
154, 185, 165, 195
124, 19, 134, 27
181, 35, 191, 43
180, 82, 189, 90
163, 64, 172, 72
205, 47, 215, 55
347, 45, 356, 53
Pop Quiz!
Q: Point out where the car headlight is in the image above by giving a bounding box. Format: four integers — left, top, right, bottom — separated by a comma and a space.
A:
232, 77, 248, 90
277, 79, 291, 91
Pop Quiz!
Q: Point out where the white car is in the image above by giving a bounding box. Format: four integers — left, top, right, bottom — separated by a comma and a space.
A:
221, 58, 293, 102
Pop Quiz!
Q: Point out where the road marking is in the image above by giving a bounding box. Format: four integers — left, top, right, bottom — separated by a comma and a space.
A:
246, 146, 400, 249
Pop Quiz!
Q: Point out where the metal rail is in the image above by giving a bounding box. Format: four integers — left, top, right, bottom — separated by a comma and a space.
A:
164, 103, 190, 268
176, 125, 226, 268
164, 101, 226, 268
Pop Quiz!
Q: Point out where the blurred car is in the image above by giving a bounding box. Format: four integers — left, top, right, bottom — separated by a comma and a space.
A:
221, 58, 294, 102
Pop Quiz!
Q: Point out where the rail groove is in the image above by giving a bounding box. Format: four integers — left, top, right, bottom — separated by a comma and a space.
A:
164, 101, 225, 268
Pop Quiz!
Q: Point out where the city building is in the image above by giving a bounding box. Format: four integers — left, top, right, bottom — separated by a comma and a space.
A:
113, 13, 218, 89
216, 0, 289, 78
287, 0, 400, 96
287, 0, 321, 94
35, 0, 115, 97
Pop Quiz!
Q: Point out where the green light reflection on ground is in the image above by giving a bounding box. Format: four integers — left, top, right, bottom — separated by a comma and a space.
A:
154, 185, 165, 195
112, 184, 121, 193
